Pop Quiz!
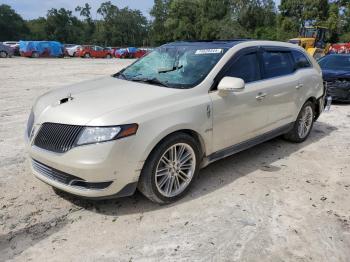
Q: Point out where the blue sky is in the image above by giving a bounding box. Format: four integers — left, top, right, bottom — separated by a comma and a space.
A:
2, 0, 281, 19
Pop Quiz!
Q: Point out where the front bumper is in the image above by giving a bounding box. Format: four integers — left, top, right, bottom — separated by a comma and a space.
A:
26, 134, 142, 198
326, 80, 350, 102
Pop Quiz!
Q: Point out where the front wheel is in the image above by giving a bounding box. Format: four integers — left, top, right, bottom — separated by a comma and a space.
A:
138, 133, 201, 204
0, 51, 7, 58
284, 101, 315, 143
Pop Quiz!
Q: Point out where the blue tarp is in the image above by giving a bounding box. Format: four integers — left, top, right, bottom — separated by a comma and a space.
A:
115, 48, 128, 56
115, 47, 138, 56
127, 47, 138, 54
19, 41, 64, 57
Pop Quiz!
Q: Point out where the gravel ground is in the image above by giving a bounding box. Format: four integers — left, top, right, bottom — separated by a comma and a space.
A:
0, 58, 349, 262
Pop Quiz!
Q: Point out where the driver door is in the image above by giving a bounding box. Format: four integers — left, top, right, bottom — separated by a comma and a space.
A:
209, 48, 271, 152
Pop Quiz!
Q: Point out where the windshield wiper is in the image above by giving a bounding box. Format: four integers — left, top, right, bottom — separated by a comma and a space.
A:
114, 71, 128, 80
158, 65, 183, 74
130, 77, 169, 87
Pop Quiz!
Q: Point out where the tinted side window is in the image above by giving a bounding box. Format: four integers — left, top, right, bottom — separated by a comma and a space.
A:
225, 52, 261, 83
262, 51, 294, 78
292, 50, 311, 69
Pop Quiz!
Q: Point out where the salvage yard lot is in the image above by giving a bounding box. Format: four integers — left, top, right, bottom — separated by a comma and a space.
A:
0, 58, 350, 261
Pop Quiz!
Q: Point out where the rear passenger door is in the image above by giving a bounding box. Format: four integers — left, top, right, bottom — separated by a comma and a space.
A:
290, 50, 316, 114
259, 47, 299, 130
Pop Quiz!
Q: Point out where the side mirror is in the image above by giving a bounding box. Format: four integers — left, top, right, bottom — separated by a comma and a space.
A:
217, 77, 245, 93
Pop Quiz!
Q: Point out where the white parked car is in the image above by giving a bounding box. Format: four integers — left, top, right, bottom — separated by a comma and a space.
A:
26, 40, 326, 204
64, 44, 81, 57
3, 41, 19, 56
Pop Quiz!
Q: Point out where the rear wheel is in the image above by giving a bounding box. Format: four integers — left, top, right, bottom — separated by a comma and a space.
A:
138, 133, 201, 204
31, 52, 39, 58
284, 101, 315, 143
0, 51, 8, 58
106, 54, 112, 59
84, 53, 91, 58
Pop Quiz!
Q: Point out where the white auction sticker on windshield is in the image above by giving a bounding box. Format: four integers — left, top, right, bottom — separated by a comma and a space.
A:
195, 49, 223, 55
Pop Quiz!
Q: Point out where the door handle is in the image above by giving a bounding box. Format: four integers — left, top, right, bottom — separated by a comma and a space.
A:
256, 92, 267, 100
296, 83, 304, 89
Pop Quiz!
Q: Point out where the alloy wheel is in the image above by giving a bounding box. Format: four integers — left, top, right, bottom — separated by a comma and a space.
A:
155, 143, 196, 198
298, 105, 313, 139
0, 51, 7, 58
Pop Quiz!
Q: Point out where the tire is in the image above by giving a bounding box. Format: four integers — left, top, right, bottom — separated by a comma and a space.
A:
31, 52, 39, 58
72, 52, 76, 57
84, 53, 91, 58
138, 133, 201, 204
106, 54, 112, 59
284, 101, 315, 143
0, 51, 8, 58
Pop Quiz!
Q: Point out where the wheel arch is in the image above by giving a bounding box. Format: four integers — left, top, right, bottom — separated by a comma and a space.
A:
0, 50, 8, 56
142, 128, 207, 170
305, 96, 321, 119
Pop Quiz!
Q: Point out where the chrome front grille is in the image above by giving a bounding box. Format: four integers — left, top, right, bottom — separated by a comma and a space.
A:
33, 123, 84, 153
32, 159, 83, 185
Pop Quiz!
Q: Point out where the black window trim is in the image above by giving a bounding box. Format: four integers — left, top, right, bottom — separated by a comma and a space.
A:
210, 45, 314, 92
262, 46, 312, 72
260, 46, 295, 80
210, 46, 262, 91
291, 49, 312, 70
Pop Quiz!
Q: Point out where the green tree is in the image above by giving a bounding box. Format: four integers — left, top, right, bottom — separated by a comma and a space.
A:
279, 0, 329, 27
234, 0, 277, 39
165, 0, 200, 40
76, 3, 95, 44
96, 1, 118, 45
95, 2, 149, 46
0, 4, 28, 41
197, 0, 231, 39
26, 18, 47, 40
150, 0, 171, 45
45, 8, 83, 43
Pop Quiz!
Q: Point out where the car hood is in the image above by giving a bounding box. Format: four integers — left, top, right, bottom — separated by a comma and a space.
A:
33, 76, 182, 126
322, 69, 350, 81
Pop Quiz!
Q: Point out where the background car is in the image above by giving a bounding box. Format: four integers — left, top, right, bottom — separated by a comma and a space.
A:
19, 41, 64, 58
0, 43, 14, 58
78, 45, 113, 58
63, 44, 81, 57
115, 47, 148, 59
106, 46, 120, 54
328, 43, 350, 54
319, 54, 350, 102
3, 41, 19, 56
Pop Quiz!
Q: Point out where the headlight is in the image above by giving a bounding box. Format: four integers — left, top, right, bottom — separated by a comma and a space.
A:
76, 124, 138, 146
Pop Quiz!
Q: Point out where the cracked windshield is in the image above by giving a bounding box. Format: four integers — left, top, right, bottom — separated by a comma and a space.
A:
119, 46, 227, 88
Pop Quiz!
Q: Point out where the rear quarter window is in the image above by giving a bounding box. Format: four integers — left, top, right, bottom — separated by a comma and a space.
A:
292, 50, 312, 69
